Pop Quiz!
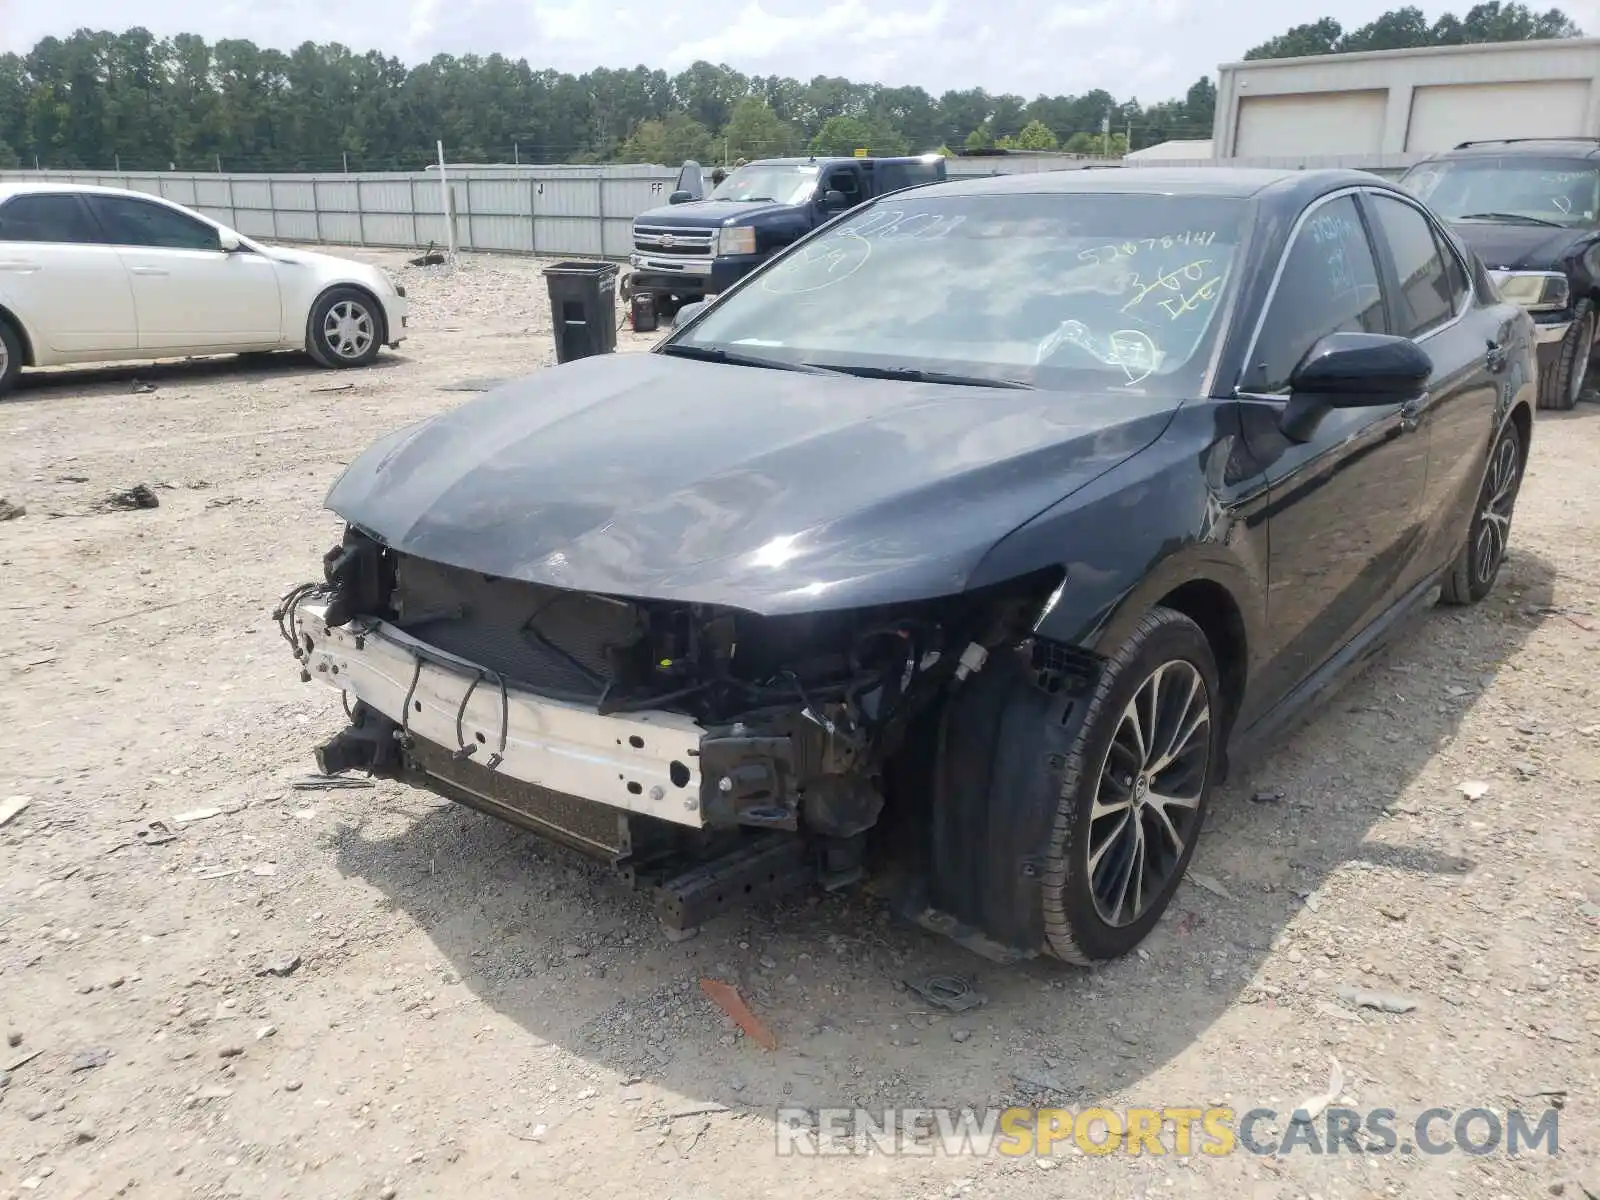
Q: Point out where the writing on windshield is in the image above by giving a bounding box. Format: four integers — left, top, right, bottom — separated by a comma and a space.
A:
1403, 157, 1600, 225
678, 190, 1247, 395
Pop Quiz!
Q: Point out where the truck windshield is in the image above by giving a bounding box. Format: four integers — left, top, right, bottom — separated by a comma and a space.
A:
710, 164, 819, 205
666, 191, 1247, 395
1402, 157, 1600, 227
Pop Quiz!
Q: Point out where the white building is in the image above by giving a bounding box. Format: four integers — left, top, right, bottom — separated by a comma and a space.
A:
1213, 37, 1600, 160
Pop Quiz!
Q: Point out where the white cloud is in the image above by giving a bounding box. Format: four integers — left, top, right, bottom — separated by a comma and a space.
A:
7, 0, 1600, 106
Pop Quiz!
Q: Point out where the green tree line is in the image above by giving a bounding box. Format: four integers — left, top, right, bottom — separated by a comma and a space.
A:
0, 5, 1579, 174
1245, 1, 1578, 59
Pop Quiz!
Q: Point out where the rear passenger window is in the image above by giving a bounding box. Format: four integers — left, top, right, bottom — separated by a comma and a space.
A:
1242, 195, 1385, 394
1369, 195, 1453, 337
0, 194, 100, 244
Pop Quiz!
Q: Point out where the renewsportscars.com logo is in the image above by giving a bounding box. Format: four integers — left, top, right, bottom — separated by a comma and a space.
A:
773, 1106, 1562, 1158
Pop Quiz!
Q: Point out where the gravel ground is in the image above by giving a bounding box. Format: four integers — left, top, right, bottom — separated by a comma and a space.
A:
1, 246, 1598, 1200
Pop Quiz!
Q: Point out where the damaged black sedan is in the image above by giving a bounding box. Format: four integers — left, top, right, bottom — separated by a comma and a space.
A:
279, 167, 1536, 964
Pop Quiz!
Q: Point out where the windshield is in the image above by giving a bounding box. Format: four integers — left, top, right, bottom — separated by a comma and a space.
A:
667, 191, 1247, 394
709, 163, 819, 205
1402, 157, 1600, 227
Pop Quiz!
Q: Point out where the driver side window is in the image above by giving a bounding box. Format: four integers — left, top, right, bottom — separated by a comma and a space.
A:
1242, 194, 1386, 394
822, 168, 861, 206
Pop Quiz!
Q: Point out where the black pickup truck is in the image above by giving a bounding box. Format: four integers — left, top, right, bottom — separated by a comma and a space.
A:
626, 155, 946, 316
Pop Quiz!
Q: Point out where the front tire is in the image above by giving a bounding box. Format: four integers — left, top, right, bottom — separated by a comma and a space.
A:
1539, 298, 1593, 411
1040, 609, 1219, 963
0, 319, 21, 398
927, 607, 1221, 966
307, 287, 383, 369
1439, 417, 1524, 606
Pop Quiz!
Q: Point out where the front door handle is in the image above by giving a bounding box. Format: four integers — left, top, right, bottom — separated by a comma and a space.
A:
1399, 393, 1427, 432
128, 266, 169, 276
0, 260, 40, 273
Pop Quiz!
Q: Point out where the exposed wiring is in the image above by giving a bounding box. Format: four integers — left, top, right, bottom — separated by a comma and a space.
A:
452, 669, 483, 760
396, 656, 423, 751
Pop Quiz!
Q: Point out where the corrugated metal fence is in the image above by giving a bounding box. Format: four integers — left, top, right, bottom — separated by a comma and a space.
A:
0, 166, 687, 258
0, 154, 1420, 258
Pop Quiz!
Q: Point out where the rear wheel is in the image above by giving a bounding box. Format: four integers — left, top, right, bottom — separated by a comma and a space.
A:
1440, 417, 1524, 606
0, 319, 19, 399
1539, 298, 1593, 411
307, 287, 383, 369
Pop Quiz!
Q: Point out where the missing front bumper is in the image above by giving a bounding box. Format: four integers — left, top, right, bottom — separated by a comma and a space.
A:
291, 600, 710, 829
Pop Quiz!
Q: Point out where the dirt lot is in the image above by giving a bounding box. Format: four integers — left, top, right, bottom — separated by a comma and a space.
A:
1, 246, 1598, 1200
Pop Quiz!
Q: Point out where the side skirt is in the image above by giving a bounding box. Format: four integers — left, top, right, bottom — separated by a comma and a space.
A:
1226, 569, 1446, 773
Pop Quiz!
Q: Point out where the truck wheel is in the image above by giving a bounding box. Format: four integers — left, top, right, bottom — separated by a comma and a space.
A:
1540, 298, 1594, 411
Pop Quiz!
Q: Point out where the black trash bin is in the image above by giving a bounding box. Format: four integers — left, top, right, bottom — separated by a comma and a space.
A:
543, 261, 619, 363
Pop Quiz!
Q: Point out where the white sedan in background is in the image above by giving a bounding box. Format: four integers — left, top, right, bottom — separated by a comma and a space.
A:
0, 183, 408, 397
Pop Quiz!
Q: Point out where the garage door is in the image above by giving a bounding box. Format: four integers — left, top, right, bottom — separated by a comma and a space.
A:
1405, 79, 1592, 152
1235, 90, 1388, 157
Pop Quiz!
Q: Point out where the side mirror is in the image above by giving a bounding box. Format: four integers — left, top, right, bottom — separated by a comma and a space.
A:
217, 229, 243, 253
671, 299, 709, 328
1280, 332, 1432, 442
668, 190, 694, 205
820, 189, 848, 211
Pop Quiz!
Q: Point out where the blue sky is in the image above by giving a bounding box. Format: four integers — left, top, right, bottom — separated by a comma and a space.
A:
3, 0, 1598, 105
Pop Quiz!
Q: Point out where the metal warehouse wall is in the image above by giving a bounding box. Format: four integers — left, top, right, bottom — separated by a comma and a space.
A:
1214, 37, 1600, 157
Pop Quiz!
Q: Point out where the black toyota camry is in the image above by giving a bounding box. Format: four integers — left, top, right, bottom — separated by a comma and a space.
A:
279, 167, 1536, 966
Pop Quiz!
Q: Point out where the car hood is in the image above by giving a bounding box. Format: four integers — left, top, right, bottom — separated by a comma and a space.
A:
1448, 220, 1585, 271
325, 353, 1178, 614
636, 199, 797, 227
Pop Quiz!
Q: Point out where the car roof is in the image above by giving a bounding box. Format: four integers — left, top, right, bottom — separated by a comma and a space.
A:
912, 166, 1385, 200
0, 181, 179, 202
1426, 138, 1600, 161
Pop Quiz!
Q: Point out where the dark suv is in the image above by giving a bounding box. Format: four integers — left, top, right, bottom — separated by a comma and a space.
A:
1401, 137, 1600, 410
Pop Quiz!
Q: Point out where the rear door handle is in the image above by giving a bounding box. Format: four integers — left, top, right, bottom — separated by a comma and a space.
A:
1399, 393, 1428, 432
0, 260, 40, 273
128, 266, 169, 276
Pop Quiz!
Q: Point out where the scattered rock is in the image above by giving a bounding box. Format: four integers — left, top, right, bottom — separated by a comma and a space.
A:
1336, 986, 1419, 1014
1012, 1066, 1069, 1094
1459, 780, 1490, 801
562, 944, 588, 959
727, 1075, 746, 1093
258, 952, 302, 978
283, 1080, 303, 1093
951, 1028, 972, 1044
70, 1046, 111, 1072
7, 1031, 21, 1048
218, 1044, 244, 1059
0, 498, 25, 521
72, 1121, 97, 1143
1188, 871, 1233, 900
98, 484, 160, 511
379, 1186, 398, 1200
1250, 789, 1285, 804
0, 794, 31, 826
255, 1024, 277, 1041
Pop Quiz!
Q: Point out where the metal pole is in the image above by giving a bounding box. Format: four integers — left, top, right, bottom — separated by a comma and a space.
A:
437, 140, 455, 261
312, 177, 323, 244
215, 153, 222, 173
267, 177, 279, 240
514, 142, 519, 165
343, 151, 349, 174
114, 154, 120, 171
356, 178, 367, 246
